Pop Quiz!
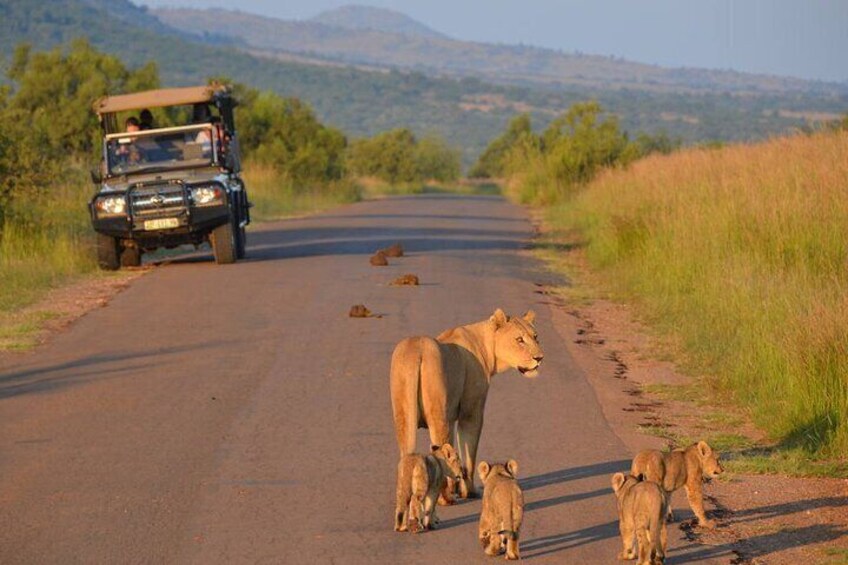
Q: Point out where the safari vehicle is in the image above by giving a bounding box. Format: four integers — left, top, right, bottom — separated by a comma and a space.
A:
89, 84, 250, 269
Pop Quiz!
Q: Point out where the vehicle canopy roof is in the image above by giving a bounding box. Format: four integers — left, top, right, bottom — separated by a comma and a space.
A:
93, 84, 231, 115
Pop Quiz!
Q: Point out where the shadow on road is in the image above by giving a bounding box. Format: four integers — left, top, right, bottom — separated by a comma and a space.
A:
163, 225, 529, 266
729, 495, 848, 525
671, 523, 847, 564
436, 487, 610, 532
521, 520, 619, 560
0, 342, 223, 399
519, 459, 631, 491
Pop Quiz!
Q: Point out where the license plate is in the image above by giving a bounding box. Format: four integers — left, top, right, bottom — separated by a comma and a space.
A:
143, 217, 180, 230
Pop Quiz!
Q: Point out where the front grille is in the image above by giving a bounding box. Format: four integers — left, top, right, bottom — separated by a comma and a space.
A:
130, 184, 188, 218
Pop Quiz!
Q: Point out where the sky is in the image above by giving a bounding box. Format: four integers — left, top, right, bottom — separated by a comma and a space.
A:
136, 0, 848, 83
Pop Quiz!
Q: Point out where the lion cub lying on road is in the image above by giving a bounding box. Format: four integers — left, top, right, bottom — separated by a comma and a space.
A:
478, 460, 524, 560
611, 473, 667, 565
630, 440, 724, 528
394, 444, 462, 533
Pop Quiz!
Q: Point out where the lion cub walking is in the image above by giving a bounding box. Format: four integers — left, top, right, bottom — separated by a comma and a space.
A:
478, 460, 524, 560
394, 444, 462, 533
611, 473, 668, 565
630, 441, 724, 528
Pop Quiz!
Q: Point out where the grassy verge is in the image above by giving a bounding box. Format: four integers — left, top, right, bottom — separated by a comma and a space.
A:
243, 161, 360, 221
0, 172, 97, 313
356, 176, 502, 198
536, 130, 848, 473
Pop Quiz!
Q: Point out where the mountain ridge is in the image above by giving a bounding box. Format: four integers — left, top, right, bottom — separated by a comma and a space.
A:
152, 5, 847, 97
1, 0, 845, 167
310, 5, 448, 40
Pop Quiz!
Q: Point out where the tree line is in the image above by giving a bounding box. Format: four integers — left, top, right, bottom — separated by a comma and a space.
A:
0, 39, 462, 229
469, 101, 682, 204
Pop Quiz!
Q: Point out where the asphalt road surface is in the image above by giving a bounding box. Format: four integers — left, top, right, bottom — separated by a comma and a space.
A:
0, 194, 723, 564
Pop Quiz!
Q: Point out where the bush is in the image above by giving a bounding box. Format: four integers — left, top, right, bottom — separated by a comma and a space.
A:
237, 90, 347, 185
346, 128, 460, 185
413, 136, 461, 182
497, 102, 636, 204
469, 113, 532, 178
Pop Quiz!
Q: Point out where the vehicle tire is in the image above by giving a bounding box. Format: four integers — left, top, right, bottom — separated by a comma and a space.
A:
235, 222, 246, 259
120, 245, 142, 267
211, 218, 236, 264
96, 234, 121, 271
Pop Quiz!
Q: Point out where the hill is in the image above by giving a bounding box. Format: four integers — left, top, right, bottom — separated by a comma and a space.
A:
153, 5, 847, 98
310, 5, 447, 39
0, 0, 845, 166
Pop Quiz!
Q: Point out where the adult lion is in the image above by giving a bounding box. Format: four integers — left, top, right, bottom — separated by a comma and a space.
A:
390, 309, 543, 498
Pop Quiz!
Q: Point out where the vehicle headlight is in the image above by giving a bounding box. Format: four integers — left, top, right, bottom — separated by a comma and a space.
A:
191, 185, 224, 206
95, 195, 127, 217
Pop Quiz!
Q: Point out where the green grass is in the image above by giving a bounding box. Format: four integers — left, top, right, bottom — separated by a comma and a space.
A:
728, 448, 848, 478
243, 162, 360, 221
544, 130, 848, 461
640, 383, 710, 406
0, 173, 97, 315
822, 547, 848, 564
0, 311, 60, 350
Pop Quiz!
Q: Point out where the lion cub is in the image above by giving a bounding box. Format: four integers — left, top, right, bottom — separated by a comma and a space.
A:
611, 473, 668, 565
478, 460, 524, 560
631, 440, 724, 528
394, 444, 462, 533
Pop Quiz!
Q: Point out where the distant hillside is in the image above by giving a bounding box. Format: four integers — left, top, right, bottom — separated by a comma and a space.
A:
0, 0, 844, 167
310, 5, 447, 39
153, 6, 847, 98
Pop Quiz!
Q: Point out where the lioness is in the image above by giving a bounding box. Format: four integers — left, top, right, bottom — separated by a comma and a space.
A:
478, 460, 524, 560
390, 309, 543, 497
631, 441, 724, 528
394, 444, 463, 533
611, 472, 667, 565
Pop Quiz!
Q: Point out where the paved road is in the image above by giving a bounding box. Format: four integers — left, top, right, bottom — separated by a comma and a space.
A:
0, 194, 724, 564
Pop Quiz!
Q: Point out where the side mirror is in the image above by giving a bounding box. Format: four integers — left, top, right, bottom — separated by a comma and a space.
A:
90, 167, 102, 185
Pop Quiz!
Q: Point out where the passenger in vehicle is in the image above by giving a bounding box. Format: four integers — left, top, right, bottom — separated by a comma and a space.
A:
117, 117, 143, 163
125, 117, 141, 132
191, 104, 213, 156
139, 109, 155, 130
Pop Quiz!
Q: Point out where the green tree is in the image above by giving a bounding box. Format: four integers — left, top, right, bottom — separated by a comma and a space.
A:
346, 128, 419, 184
413, 136, 461, 182
469, 113, 533, 178
540, 101, 631, 186
236, 89, 347, 184
6, 39, 159, 155
634, 131, 681, 157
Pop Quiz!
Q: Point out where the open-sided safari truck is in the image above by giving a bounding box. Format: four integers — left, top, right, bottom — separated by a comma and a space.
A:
90, 84, 251, 269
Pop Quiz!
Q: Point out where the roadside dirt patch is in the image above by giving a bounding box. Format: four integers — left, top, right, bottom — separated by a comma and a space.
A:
534, 226, 848, 564
390, 274, 419, 286
0, 269, 147, 356
370, 251, 389, 266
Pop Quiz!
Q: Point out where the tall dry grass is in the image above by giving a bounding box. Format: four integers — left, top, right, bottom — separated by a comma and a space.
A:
0, 174, 97, 313
550, 131, 848, 456
243, 161, 359, 221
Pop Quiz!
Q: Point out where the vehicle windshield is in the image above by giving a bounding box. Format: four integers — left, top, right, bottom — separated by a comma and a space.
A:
105, 124, 218, 176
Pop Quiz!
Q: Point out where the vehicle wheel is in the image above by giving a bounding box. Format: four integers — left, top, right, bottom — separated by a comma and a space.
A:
211, 219, 236, 264
120, 245, 142, 267
236, 223, 246, 259
96, 234, 120, 271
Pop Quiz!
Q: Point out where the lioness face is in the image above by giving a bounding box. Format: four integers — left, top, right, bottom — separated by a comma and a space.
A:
493, 310, 543, 378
